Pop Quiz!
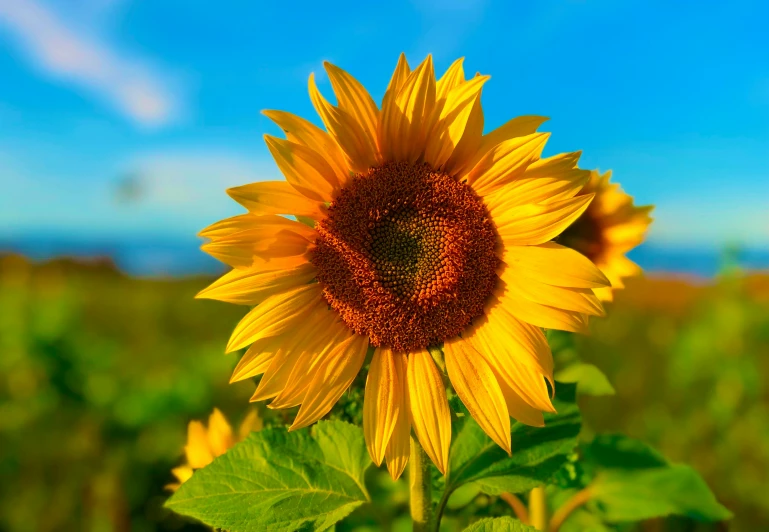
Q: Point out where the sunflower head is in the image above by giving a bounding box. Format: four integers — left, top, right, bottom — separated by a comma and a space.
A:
198, 54, 612, 479
166, 408, 261, 491
558, 170, 653, 301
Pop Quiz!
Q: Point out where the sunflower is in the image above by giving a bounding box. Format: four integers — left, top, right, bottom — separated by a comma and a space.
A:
558, 170, 653, 301
197, 55, 611, 480
166, 408, 262, 491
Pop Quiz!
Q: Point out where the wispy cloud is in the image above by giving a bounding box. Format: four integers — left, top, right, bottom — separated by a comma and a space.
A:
1, 147, 276, 237
126, 150, 277, 211
0, 0, 180, 127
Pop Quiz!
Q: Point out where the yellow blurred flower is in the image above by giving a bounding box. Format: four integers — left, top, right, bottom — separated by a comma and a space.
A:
166, 408, 262, 491
559, 170, 653, 301
197, 54, 611, 479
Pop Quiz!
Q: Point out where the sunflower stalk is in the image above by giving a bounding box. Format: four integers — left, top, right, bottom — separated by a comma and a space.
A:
409, 434, 434, 531
549, 487, 592, 532
529, 486, 549, 531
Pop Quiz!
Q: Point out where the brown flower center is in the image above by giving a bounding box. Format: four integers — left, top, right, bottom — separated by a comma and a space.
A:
311, 162, 499, 351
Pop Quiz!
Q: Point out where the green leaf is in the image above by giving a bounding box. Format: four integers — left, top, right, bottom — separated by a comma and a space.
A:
445, 482, 481, 510
295, 215, 317, 228
446, 382, 581, 496
462, 516, 538, 531
165, 420, 371, 532
591, 465, 732, 523
555, 363, 615, 396
582, 433, 667, 471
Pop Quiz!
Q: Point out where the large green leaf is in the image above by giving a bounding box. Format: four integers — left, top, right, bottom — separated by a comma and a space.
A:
554, 363, 615, 396
462, 516, 538, 531
446, 382, 581, 496
165, 420, 371, 532
591, 465, 732, 523
582, 433, 667, 471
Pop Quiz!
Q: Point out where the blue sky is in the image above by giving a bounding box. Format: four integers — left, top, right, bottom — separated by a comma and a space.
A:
1, 0, 768, 248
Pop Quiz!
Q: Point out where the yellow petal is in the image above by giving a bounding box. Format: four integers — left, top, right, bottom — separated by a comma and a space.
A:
424, 75, 490, 169
268, 318, 352, 409
603, 221, 652, 246
264, 135, 339, 201
200, 212, 316, 243
226, 283, 321, 353
496, 287, 590, 334
196, 262, 316, 305
406, 349, 451, 474
456, 115, 549, 178
468, 133, 550, 196
309, 73, 377, 173
608, 254, 642, 277
207, 408, 235, 457
484, 152, 589, 212
471, 300, 554, 383
227, 181, 325, 219
199, 239, 255, 268
237, 409, 263, 440
324, 61, 380, 164
384, 351, 410, 480
206, 214, 314, 248
198, 214, 258, 239
171, 465, 194, 484
379, 53, 412, 160
249, 306, 340, 401
200, 214, 315, 270
502, 242, 610, 288
593, 286, 614, 302
464, 318, 555, 415
498, 381, 545, 427
386, 55, 437, 163
201, 222, 313, 269
363, 347, 401, 466
249, 347, 294, 402
480, 115, 550, 157
443, 94, 484, 176
444, 338, 511, 454
499, 269, 606, 316
436, 57, 466, 101
184, 420, 214, 469
383, 53, 412, 99
230, 336, 283, 383
262, 109, 349, 183
495, 194, 594, 246
289, 334, 369, 431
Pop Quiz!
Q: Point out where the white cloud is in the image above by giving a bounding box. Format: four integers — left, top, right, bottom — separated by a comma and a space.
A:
0, 0, 179, 127
0, 148, 277, 238
127, 150, 278, 210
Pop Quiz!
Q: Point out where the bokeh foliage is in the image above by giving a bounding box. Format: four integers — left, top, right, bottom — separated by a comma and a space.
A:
0, 253, 766, 531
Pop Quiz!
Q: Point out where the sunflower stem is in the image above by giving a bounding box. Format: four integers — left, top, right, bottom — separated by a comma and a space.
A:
529, 486, 548, 531
500, 493, 530, 524
549, 487, 591, 532
409, 434, 433, 532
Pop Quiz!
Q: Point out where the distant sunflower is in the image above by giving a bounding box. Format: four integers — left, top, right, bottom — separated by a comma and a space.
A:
558, 170, 653, 301
198, 55, 610, 479
166, 408, 261, 491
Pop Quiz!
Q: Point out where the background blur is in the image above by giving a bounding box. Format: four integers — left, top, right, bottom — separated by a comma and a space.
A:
1, 0, 767, 530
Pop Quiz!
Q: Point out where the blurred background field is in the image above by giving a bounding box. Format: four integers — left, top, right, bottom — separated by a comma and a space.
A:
1, 252, 767, 531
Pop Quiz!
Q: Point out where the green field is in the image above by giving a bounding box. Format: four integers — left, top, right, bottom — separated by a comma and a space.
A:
1, 254, 767, 531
